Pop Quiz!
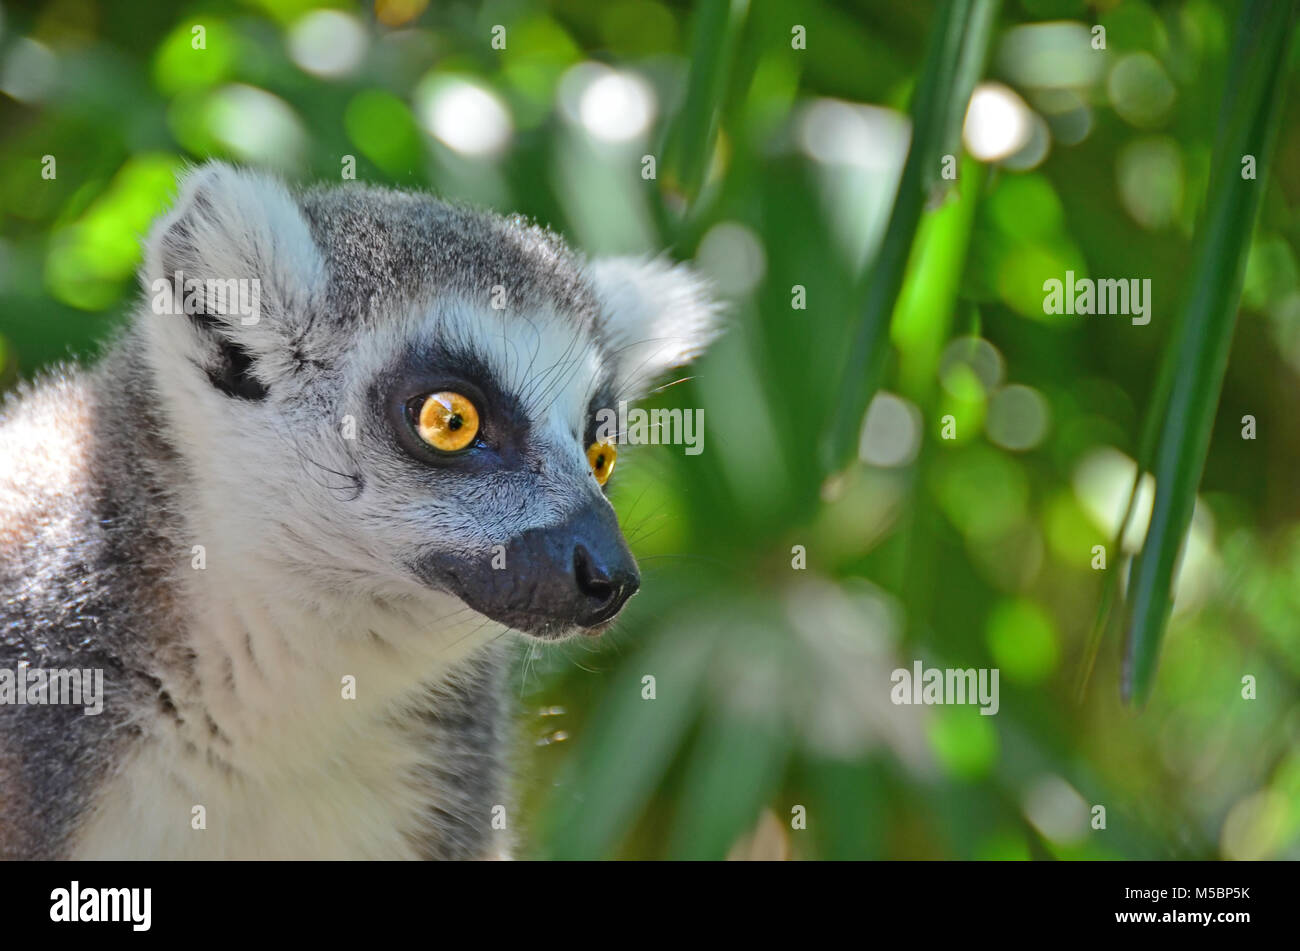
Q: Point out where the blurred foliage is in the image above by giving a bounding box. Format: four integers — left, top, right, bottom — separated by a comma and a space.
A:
2, 0, 1299, 860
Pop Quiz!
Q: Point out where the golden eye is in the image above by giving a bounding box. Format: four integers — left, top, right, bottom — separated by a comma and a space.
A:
415, 391, 480, 452
586, 441, 617, 486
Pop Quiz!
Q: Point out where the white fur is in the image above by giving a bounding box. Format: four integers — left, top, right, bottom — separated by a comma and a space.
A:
74, 563, 508, 859
585, 255, 724, 400
141, 162, 327, 345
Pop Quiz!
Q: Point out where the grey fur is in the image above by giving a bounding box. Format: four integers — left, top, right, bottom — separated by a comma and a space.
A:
404, 640, 512, 860
297, 183, 604, 338
0, 344, 192, 858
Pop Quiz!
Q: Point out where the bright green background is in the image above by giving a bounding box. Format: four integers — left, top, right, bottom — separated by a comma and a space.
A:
2, 0, 1298, 859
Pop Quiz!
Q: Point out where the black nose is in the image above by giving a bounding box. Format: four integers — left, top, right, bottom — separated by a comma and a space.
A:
573, 543, 640, 625
416, 497, 641, 638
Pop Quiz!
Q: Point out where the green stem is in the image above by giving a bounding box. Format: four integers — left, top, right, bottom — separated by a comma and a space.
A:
819, 0, 1000, 475
1121, 0, 1298, 705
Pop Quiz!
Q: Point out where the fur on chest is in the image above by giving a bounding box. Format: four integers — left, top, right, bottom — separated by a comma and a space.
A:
69, 595, 515, 860
72, 707, 509, 859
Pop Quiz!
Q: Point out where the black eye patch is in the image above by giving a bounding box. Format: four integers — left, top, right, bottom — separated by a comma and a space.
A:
376, 342, 531, 469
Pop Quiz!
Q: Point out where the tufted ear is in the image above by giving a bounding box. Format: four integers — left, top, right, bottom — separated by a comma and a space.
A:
141, 161, 325, 399
585, 256, 724, 399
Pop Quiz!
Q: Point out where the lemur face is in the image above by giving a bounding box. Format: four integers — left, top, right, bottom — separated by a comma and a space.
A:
140, 162, 718, 641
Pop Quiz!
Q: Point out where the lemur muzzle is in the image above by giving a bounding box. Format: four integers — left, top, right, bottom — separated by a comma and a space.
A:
422, 499, 640, 638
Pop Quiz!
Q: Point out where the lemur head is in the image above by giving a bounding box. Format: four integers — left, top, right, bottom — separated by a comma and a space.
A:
138, 162, 719, 641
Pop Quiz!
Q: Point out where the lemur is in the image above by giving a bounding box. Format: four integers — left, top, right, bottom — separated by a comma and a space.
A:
0, 162, 719, 859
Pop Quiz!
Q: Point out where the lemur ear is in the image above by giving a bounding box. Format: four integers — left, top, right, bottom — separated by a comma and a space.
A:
585, 256, 724, 399
142, 161, 324, 399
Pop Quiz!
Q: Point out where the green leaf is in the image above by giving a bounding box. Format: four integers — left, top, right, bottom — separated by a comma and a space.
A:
666, 629, 790, 859
820, 0, 1001, 475
658, 0, 750, 208
534, 622, 717, 859
1121, 0, 1298, 705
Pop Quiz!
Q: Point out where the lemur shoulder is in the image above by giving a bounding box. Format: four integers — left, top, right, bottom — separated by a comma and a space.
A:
0, 162, 719, 859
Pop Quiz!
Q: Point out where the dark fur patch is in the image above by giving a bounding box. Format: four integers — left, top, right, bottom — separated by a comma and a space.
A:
404, 644, 512, 860
0, 343, 192, 857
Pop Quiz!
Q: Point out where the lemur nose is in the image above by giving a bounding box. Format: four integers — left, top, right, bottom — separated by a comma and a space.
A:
573, 542, 639, 625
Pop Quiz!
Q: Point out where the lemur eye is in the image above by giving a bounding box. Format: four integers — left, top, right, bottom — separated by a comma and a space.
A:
586, 441, 617, 486
415, 391, 480, 452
